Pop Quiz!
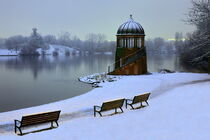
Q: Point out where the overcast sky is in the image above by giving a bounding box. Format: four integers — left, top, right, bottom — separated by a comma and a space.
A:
0, 0, 194, 40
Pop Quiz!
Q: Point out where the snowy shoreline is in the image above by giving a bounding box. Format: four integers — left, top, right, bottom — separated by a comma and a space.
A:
0, 72, 210, 139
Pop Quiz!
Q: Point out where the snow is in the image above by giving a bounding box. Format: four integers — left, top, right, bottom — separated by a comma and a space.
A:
103, 52, 113, 55
0, 73, 210, 140
78, 73, 119, 84
37, 44, 79, 56
94, 52, 113, 55
0, 45, 79, 56
0, 49, 19, 56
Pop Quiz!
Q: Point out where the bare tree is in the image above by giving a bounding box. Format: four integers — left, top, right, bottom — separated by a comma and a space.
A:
86, 33, 97, 53
43, 35, 57, 45
5, 35, 27, 52
183, 0, 210, 70
58, 32, 71, 46
174, 32, 184, 53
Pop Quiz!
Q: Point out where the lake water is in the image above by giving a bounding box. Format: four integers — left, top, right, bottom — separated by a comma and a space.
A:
0, 54, 182, 112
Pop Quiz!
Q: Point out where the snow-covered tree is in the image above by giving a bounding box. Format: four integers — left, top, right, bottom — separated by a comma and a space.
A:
5, 35, 28, 52
182, 0, 210, 69
21, 28, 47, 55
43, 35, 57, 45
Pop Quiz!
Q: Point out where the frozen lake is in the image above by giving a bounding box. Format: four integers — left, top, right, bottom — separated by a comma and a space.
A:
0, 54, 182, 112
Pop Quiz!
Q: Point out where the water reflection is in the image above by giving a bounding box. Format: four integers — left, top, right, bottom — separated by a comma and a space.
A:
0, 55, 115, 112
0, 54, 183, 112
147, 54, 184, 72
3, 55, 115, 80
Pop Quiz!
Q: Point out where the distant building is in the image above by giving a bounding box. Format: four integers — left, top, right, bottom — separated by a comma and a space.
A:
109, 15, 147, 75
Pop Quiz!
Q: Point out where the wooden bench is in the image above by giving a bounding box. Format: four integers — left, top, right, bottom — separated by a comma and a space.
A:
94, 99, 125, 117
14, 110, 61, 135
125, 93, 150, 109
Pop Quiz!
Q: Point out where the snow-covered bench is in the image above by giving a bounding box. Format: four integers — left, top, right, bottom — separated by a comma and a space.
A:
125, 93, 150, 109
94, 99, 125, 117
14, 110, 61, 135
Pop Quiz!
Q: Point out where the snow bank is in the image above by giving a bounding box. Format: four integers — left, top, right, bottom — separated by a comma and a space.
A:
0, 73, 210, 140
78, 73, 120, 84
37, 44, 79, 56
0, 45, 78, 56
0, 49, 19, 56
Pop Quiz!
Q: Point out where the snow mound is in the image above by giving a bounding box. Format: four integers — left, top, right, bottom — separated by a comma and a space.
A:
37, 44, 79, 56
78, 73, 120, 86
0, 49, 19, 56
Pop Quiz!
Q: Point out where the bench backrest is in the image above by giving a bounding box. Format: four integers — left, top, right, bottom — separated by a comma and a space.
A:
101, 99, 125, 111
133, 93, 150, 104
21, 110, 61, 127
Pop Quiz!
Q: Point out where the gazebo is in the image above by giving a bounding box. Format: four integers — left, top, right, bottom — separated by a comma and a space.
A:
109, 15, 147, 75
116, 15, 145, 49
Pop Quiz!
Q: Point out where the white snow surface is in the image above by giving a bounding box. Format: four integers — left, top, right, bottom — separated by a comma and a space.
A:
37, 44, 79, 55
79, 73, 120, 84
0, 45, 78, 56
0, 49, 19, 55
0, 73, 210, 140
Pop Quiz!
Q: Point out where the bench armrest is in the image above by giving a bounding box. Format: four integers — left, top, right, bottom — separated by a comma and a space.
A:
125, 99, 133, 103
94, 106, 101, 111
14, 120, 21, 123
14, 120, 21, 127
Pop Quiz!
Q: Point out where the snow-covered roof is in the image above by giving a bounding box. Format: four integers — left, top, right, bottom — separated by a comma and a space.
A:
117, 15, 145, 36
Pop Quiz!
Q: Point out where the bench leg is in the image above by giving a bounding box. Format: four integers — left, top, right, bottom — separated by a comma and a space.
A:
51, 122, 54, 128
115, 108, 117, 114
19, 128, 23, 136
94, 110, 102, 117
51, 121, 59, 128
14, 120, 18, 134
130, 104, 134, 110
55, 121, 59, 127
95, 112, 102, 117
119, 107, 123, 113
15, 127, 23, 136
140, 102, 143, 108
14, 123, 22, 135
145, 101, 149, 106
94, 110, 96, 117
125, 100, 128, 109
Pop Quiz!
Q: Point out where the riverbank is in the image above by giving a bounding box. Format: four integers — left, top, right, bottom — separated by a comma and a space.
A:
0, 73, 210, 140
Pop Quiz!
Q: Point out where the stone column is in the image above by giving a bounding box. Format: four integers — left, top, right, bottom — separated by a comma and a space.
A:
141, 37, 145, 47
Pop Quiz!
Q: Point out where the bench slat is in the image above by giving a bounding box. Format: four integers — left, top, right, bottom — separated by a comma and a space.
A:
133, 93, 150, 104
20, 111, 60, 127
101, 99, 124, 111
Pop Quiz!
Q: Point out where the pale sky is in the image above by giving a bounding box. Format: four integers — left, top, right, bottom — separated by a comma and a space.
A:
0, 0, 194, 40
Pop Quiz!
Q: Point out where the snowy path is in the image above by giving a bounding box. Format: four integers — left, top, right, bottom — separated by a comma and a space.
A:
1, 73, 209, 135
151, 78, 210, 98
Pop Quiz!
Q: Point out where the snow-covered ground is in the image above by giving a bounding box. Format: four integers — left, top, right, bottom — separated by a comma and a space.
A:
78, 73, 120, 84
37, 44, 79, 55
0, 45, 79, 56
0, 49, 19, 56
0, 73, 210, 140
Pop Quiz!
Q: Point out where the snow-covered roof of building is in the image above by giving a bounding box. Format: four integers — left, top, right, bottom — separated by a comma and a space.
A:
117, 15, 145, 36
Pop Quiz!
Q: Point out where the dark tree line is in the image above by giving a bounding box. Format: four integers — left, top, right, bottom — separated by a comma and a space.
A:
180, 0, 210, 71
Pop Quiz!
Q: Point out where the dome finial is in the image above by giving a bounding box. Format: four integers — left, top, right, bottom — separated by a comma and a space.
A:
130, 14, 133, 19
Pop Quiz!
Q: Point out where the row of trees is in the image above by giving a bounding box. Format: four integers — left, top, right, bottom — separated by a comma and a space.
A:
4, 29, 115, 55
0, 38, 5, 48
5, 28, 47, 55
180, 0, 210, 71
145, 34, 186, 54
4, 30, 186, 56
